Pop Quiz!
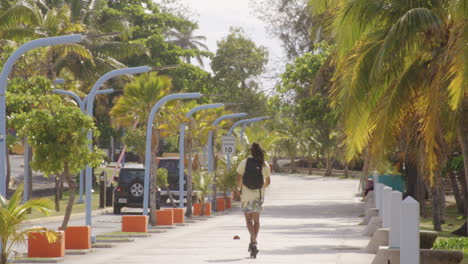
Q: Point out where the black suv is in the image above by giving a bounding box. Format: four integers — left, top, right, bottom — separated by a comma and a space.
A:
113, 158, 194, 214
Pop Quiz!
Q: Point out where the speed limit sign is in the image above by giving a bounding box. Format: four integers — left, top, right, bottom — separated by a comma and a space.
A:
222, 136, 236, 154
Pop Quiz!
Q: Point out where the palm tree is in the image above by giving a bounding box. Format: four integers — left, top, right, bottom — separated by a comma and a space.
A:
308, 0, 466, 230
167, 23, 209, 66
110, 72, 173, 225
0, 185, 56, 264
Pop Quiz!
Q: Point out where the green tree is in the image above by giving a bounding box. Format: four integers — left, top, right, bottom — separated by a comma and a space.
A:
254, 0, 317, 58
211, 27, 269, 113
166, 22, 210, 66
0, 185, 56, 264
13, 94, 104, 230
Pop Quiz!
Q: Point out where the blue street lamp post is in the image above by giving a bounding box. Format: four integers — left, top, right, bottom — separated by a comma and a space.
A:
52, 88, 114, 204
226, 116, 269, 172
85, 67, 151, 237
143, 93, 202, 225
178, 104, 224, 208
0, 34, 84, 197
208, 113, 247, 211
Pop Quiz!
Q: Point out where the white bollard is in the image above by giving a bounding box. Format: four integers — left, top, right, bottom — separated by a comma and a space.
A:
373, 172, 379, 209
377, 183, 384, 215
389, 191, 402, 248
382, 186, 392, 228
400, 196, 420, 264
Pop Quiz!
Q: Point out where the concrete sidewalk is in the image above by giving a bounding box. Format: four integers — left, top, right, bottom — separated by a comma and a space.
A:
39, 173, 367, 264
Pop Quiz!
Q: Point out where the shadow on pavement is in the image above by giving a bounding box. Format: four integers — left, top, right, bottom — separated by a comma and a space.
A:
262, 202, 363, 219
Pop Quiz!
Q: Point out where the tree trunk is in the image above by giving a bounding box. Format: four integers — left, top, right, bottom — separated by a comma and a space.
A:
59, 180, 64, 200
185, 139, 193, 217
61, 162, 76, 230
325, 150, 333, 176
431, 182, 443, 231
449, 170, 465, 214
457, 95, 468, 235
308, 158, 313, 175
344, 162, 349, 178
459, 172, 468, 216
55, 175, 60, 212
290, 157, 295, 173
406, 161, 418, 199
110, 136, 114, 162
149, 130, 160, 226
166, 185, 176, 207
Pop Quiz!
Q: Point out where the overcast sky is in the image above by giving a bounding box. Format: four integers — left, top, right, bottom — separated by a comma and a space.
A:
182, 0, 286, 91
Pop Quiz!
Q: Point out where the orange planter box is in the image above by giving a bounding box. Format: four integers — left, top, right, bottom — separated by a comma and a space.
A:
156, 209, 174, 226
62, 226, 91, 250
225, 196, 232, 209
28, 231, 65, 258
165, 208, 184, 224
216, 198, 226, 212
122, 215, 148, 233
193, 203, 211, 216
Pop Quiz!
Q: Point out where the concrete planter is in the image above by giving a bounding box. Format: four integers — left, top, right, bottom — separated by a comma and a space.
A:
216, 197, 225, 212
193, 203, 211, 216
225, 196, 232, 209
164, 208, 184, 224
156, 209, 174, 226
61, 226, 91, 250
122, 215, 148, 232
28, 231, 65, 258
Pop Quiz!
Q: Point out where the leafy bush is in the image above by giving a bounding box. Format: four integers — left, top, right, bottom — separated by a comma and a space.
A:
433, 237, 468, 250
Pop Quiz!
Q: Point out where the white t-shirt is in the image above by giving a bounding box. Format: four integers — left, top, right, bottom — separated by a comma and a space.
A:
236, 158, 271, 202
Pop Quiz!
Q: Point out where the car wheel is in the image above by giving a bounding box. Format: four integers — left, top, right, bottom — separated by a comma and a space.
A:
129, 181, 144, 199
113, 205, 121, 214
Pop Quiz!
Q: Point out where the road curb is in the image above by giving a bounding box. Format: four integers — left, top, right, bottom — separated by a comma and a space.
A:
24, 208, 113, 225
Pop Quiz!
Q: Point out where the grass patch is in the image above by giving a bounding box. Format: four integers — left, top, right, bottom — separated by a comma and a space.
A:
420, 204, 467, 262
100, 231, 146, 235
26, 189, 110, 220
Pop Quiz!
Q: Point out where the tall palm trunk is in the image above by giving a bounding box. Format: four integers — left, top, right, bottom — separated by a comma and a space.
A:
325, 149, 333, 176
166, 185, 176, 207
185, 138, 194, 217
431, 177, 445, 231
290, 157, 295, 173
61, 162, 76, 230
448, 170, 465, 214
457, 95, 468, 234
344, 162, 349, 178
308, 158, 313, 175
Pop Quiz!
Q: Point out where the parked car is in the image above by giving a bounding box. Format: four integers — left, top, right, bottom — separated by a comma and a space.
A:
113, 158, 197, 214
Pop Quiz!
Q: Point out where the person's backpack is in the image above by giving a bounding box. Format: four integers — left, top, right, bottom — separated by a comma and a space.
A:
242, 158, 264, 189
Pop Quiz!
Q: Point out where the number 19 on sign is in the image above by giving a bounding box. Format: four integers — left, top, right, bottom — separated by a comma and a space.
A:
222, 136, 236, 154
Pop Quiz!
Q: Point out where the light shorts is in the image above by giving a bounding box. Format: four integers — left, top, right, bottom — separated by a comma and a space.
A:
241, 193, 264, 213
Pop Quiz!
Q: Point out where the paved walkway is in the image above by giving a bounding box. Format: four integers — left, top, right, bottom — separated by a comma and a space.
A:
21, 173, 369, 263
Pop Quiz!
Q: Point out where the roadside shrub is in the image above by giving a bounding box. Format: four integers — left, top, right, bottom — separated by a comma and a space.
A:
433, 237, 468, 250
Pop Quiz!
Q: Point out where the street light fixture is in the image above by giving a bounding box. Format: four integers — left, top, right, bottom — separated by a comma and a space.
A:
178, 103, 224, 208
0, 34, 84, 196
143, 93, 202, 219
85, 67, 151, 236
